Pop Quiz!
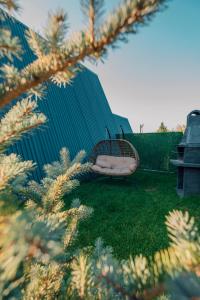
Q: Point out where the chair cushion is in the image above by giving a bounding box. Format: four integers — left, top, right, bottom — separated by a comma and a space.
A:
96, 156, 112, 168
129, 163, 137, 172
91, 164, 132, 176
96, 155, 136, 171
92, 155, 137, 176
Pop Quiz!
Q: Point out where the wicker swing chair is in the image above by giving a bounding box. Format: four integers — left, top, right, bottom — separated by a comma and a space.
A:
90, 139, 139, 176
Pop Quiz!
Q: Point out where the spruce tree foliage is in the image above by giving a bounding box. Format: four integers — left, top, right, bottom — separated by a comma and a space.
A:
157, 122, 168, 133
1, 0, 200, 299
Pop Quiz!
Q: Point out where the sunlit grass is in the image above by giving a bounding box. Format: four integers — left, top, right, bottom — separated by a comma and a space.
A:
65, 170, 200, 259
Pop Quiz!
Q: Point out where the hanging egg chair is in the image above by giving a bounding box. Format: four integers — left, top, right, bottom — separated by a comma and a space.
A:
89, 139, 139, 176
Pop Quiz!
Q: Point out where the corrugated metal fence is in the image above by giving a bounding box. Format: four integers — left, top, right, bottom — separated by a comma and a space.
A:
1, 11, 133, 180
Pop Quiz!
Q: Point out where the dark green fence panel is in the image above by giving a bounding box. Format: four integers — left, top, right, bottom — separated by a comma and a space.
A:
122, 132, 183, 172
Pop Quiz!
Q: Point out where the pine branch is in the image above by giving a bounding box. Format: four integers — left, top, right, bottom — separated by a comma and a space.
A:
0, 0, 167, 109
98, 272, 140, 300
0, 0, 20, 11
0, 97, 46, 152
81, 0, 105, 41
23, 262, 64, 299
89, 0, 95, 44
0, 29, 23, 60
166, 210, 198, 244
71, 253, 94, 298
0, 153, 34, 190
81, 0, 102, 44
0, 210, 63, 286
26, 29, 46, 58
44, 9, 69, 51
64, 215, 79, 249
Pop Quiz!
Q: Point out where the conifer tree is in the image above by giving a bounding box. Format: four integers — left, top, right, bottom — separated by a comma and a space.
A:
157, 122, 168, 133
1, 1, 200, 299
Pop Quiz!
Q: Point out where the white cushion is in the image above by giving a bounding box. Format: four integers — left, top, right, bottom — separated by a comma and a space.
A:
100, 168, 120, 176
117, 168, 132, 175
129, 163, 137, 172
96, 155, 136, 171
106, 167, 131, 176
96, 156, 112, 168
91, 165, 132, 176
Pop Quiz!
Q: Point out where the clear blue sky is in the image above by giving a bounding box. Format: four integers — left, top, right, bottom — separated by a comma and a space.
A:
16, 0, 200, 132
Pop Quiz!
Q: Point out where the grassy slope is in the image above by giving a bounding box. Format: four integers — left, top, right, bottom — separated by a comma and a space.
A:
65, 171, 200, 259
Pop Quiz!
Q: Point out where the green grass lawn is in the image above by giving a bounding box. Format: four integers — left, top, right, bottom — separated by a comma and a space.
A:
65, 170, 200, 259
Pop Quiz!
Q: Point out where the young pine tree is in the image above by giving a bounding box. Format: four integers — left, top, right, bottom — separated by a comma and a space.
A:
157, 122, 168, 133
